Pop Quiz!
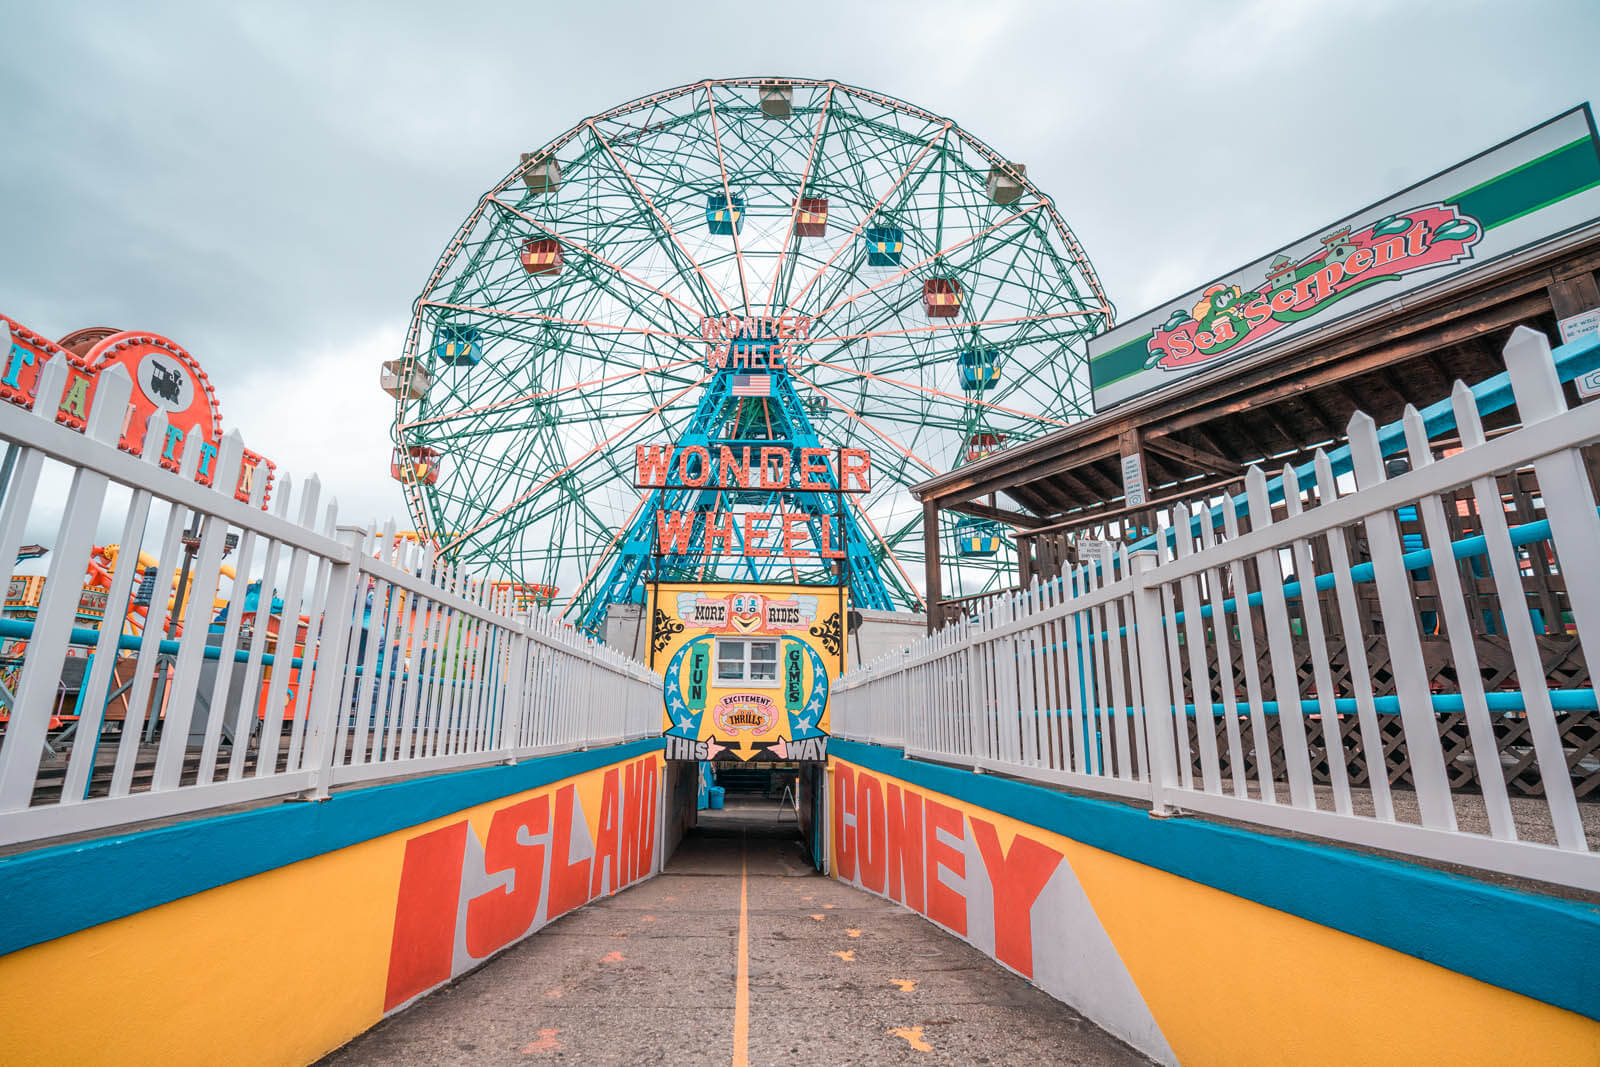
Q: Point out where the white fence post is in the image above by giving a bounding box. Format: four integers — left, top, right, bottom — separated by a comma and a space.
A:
299, 525, 367, 800
965, 611, 985, 768
1130, 550, 1178, 816
500, 618, 530, 761
0, 365, 132, 810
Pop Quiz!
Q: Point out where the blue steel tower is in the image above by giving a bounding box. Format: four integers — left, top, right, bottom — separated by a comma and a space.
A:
578, 354, 895, 637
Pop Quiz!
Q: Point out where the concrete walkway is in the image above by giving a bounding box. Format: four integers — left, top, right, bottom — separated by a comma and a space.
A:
324, 797, 1150, 1065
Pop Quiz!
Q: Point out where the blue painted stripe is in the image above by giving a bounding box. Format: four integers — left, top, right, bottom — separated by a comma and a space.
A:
0, 738, 663, 957
1016, 689, 1600, 719
830, 739, 1600, 1022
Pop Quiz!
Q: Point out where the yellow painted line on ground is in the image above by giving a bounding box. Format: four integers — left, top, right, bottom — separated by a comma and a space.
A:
733, 830, 750, 1067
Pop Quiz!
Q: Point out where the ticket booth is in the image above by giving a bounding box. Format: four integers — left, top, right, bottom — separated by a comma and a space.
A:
649, 581, 847, 869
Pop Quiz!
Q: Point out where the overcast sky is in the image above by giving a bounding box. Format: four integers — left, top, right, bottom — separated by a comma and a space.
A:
5, 0, 1599, 527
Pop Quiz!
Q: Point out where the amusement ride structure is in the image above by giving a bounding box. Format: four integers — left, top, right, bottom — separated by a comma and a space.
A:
386, 78, 1113, 635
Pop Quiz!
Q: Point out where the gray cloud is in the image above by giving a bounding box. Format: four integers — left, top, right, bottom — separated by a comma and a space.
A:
4, 0, 1598, 525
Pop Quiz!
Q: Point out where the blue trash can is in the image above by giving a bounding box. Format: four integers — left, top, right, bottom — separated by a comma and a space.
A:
708, 786, 725, 810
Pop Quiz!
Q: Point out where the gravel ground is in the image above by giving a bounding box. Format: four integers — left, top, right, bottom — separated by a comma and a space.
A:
322, 798, 1151, 1066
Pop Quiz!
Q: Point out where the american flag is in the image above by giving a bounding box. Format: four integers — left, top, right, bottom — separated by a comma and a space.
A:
730, 374, 771, 397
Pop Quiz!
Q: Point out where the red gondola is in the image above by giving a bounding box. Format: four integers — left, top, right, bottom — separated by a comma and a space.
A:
391, 446, 441, 486
520, 239, 563, 276
923, 278, 962, 318
794, 197, 828, 237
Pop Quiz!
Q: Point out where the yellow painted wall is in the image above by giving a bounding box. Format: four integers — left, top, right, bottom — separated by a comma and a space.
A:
831, 757, 1600, 1067
0, 753, 661, 1067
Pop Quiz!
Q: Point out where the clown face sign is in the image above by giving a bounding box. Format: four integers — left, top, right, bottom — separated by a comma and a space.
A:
651, 582, 846, 763
676, 590, 818, 634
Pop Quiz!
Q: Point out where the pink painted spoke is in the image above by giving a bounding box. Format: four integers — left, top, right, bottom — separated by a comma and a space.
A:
812, 202, 1047, 321
402, 358, 702, 432
806, 308, 1103, 347
787, 377, 940, 478
421, 300, 698, 342
560, 489, 653, 619
588, 117, 735, 316
763, 83, 835, 316
489, 196, 705, 319
789, 354, 1071, 429
776, 123, 951, 319
846, 495, 924, 609
442, 375, 710, 552
705, 84, 751, 314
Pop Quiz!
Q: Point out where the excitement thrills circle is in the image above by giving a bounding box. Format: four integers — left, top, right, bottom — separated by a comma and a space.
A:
390, 78, 1112, 632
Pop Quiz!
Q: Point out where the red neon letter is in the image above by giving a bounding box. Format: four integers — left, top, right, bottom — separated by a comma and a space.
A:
718, 446, 751, 489
759, 447, 790, 489
635, 444, 672, 487
798, 447, 830, 490
782, 511, 812, 558
840, 448, 871, 492
743, 511, 773, 557
705, 511, 735, 555
656, 511, 695, 555
677, 445, 710, 487
819, 515, 845, 560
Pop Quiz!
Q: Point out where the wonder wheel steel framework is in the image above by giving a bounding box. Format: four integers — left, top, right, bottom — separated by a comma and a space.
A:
389, 77, 1113, 635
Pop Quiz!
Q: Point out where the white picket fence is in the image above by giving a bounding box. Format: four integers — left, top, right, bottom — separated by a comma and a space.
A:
0, 358, 660, 847
834, 327, 1600, 891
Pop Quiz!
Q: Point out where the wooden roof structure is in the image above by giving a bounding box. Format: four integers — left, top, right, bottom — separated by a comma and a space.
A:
911, 225, 1600, 624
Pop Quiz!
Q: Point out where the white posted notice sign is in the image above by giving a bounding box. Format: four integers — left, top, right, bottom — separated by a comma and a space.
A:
1558, 309, 1600, 399
1121, 453, 1147, 508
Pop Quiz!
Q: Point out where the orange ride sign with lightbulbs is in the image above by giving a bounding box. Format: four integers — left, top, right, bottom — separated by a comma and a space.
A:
649, 581, 845, 763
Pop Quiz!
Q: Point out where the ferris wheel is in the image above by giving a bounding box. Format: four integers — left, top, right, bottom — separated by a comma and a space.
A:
385, 77, 1113, 633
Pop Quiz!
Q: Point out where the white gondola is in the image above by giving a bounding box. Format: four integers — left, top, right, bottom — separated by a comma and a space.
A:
985, 162, 1026, 205
759, 80, 793, 119
519, 152, 562, 195
380, 359, 431, 400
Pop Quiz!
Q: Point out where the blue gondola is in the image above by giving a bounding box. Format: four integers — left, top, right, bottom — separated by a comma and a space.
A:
954, 516, 1003, 558
434, 325, 481, 366
707, 194, 744, 235
959, 347, 1001, 390
864, 226, 904, 266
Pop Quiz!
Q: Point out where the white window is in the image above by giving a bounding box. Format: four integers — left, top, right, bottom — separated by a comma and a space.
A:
716, 638, 781, 686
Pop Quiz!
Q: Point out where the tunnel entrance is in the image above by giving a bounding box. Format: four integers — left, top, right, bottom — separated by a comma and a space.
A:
662, 760, 828, 873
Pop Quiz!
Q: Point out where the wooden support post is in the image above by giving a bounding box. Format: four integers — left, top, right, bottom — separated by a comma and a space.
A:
1546, 269, 1600, 321
923, 498, 942, 634
1117, 427, 1147, 511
